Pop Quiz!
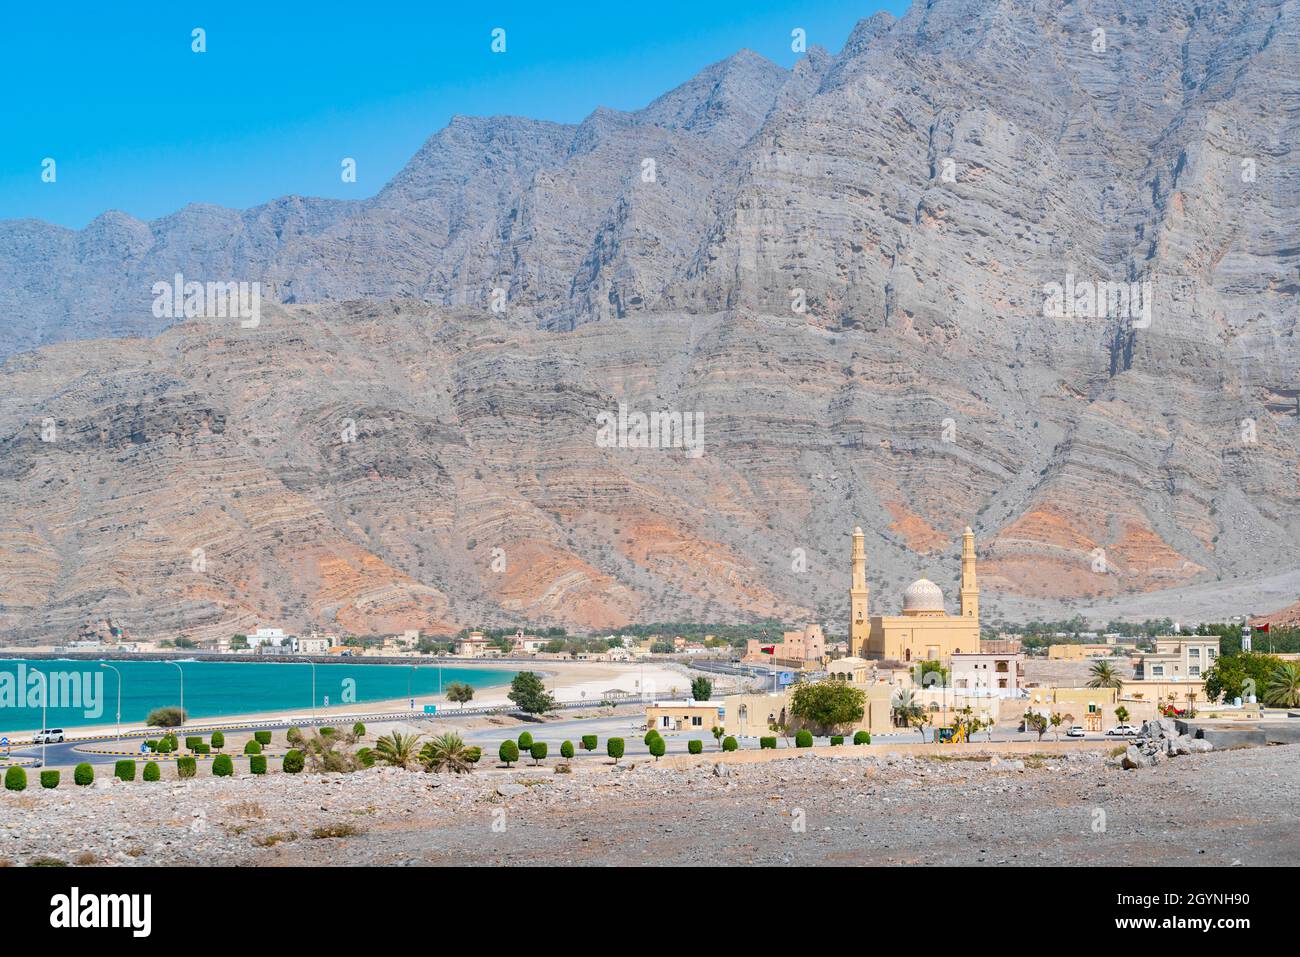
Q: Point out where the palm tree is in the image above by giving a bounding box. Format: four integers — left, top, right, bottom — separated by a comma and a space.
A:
1087, 659, 1123, 689
890, 688, 917, 727
419, 732, 476, 774
1264, 662, 1300, 708
370, 731, 422, 769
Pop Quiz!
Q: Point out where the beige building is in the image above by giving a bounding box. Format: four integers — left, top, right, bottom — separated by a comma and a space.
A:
1017, 686, 1155, 731
646, 700, 726, 734
1048, 642, 1137, 660
744, 624, 825, 663
724, 685, 898, 738
849, 524, 981, 663
1134, 637, 1219, 681
455, 632, 492, 657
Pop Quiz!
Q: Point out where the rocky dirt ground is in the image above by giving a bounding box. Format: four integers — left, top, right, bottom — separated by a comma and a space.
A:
2, 741, 1297, 867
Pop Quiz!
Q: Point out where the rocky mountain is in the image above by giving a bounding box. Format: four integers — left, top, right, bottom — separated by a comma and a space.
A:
1, 0, 1297, 642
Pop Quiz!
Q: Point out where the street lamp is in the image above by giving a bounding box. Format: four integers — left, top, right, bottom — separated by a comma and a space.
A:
35, 669, 48, 768
166, 661, 185, 725
294, 655, 317, 724
100, 663, 122, 742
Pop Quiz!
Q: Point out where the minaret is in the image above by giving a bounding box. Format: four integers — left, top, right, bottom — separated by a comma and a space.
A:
960, 525, 979, 620
850, 526, 870, 656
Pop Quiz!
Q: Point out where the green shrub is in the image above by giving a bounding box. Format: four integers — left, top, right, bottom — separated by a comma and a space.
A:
607, 738, 625, 764
114, 760, 135, 782
144, 740, 159, 752
464, 747, 482, 764
254, 731, 271, 747
210, 731, 225, 751
249, 755, 267, 775
649, 737, 666, 760
352, 722, 366, 737
356, 747, 374, 767
145, 706, 186, 727
319, 726, 338, 738
282, 750, 304, 774
581, 734, 597, 751
286, 726, 303, 746
5, 766, 26, 791
853, 731, 871, 745
73, 763, 93, 786
244, 740, 262, 755
499, 740, 520, 767
560, 740, 575, 760
722, 736, 738, 752
643, 729, 661, 747
212, 754, 234, 777
795, 730, 814, 748
760, 737, 777, 750
517, 731, 533, 750
529, 742, 548, 765
830, 735, 845, 746
142, 762, 160, 782
688, 740, 703, 754
193, 744, 210, 754
40, 770, 59, 789
176, 757, 197, 779
185, 736, 202, 751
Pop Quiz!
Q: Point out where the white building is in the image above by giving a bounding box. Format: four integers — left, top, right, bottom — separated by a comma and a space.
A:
247, 627, 288, 650
949, 652, 1024, 697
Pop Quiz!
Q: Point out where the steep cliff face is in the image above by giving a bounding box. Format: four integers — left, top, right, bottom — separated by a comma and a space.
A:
0, 0, 1297, 641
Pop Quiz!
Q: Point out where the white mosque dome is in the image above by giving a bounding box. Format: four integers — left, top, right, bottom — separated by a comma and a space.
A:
902, 578, 945, 612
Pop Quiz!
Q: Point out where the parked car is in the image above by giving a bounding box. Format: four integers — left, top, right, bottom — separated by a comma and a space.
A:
1105, 724, 1140, 736
1066, 726, 1087, 738
33, 728, 65, 743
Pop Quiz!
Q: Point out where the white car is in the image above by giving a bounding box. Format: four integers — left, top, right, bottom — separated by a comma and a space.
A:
33, 728, 65, 743
1066, 726, 1087, 738
1104, 724, 1139, 736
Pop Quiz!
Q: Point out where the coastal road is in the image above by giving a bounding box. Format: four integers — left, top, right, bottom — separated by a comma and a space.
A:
4, 707, 1124, 769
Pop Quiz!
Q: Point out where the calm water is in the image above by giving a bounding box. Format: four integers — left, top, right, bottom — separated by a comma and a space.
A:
0, 659, 514, 733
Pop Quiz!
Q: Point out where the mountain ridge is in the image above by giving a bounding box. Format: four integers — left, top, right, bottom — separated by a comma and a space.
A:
1, 0, 1296, 643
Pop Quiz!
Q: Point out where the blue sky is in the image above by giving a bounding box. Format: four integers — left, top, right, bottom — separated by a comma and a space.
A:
0, 1, 907, 229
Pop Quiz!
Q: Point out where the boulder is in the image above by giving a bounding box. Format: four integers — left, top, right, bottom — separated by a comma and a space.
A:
495, 782, 526, 797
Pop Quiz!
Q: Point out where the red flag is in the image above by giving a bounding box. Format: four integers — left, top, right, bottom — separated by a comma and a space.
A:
760, 645, 775, 654
1254, 623, 1270, 633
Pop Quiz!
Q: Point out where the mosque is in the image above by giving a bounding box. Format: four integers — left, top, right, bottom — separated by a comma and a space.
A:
848, 524, 980, 662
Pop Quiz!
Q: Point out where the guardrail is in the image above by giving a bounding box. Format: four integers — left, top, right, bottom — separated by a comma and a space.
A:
0, 692, 643, 748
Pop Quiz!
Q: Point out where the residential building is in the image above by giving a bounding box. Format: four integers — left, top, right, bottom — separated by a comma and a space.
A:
645, 700, 726, 733
1134, 637, 1220, 681
950, 652, 1024, 696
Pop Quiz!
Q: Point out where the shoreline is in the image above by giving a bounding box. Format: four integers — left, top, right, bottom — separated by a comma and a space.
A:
0, 659, 698, 738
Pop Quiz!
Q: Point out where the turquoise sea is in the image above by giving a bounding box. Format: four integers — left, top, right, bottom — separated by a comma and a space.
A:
0, 659, 514, 733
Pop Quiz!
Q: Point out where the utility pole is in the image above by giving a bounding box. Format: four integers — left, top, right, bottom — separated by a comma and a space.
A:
100, 662, 122, 742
